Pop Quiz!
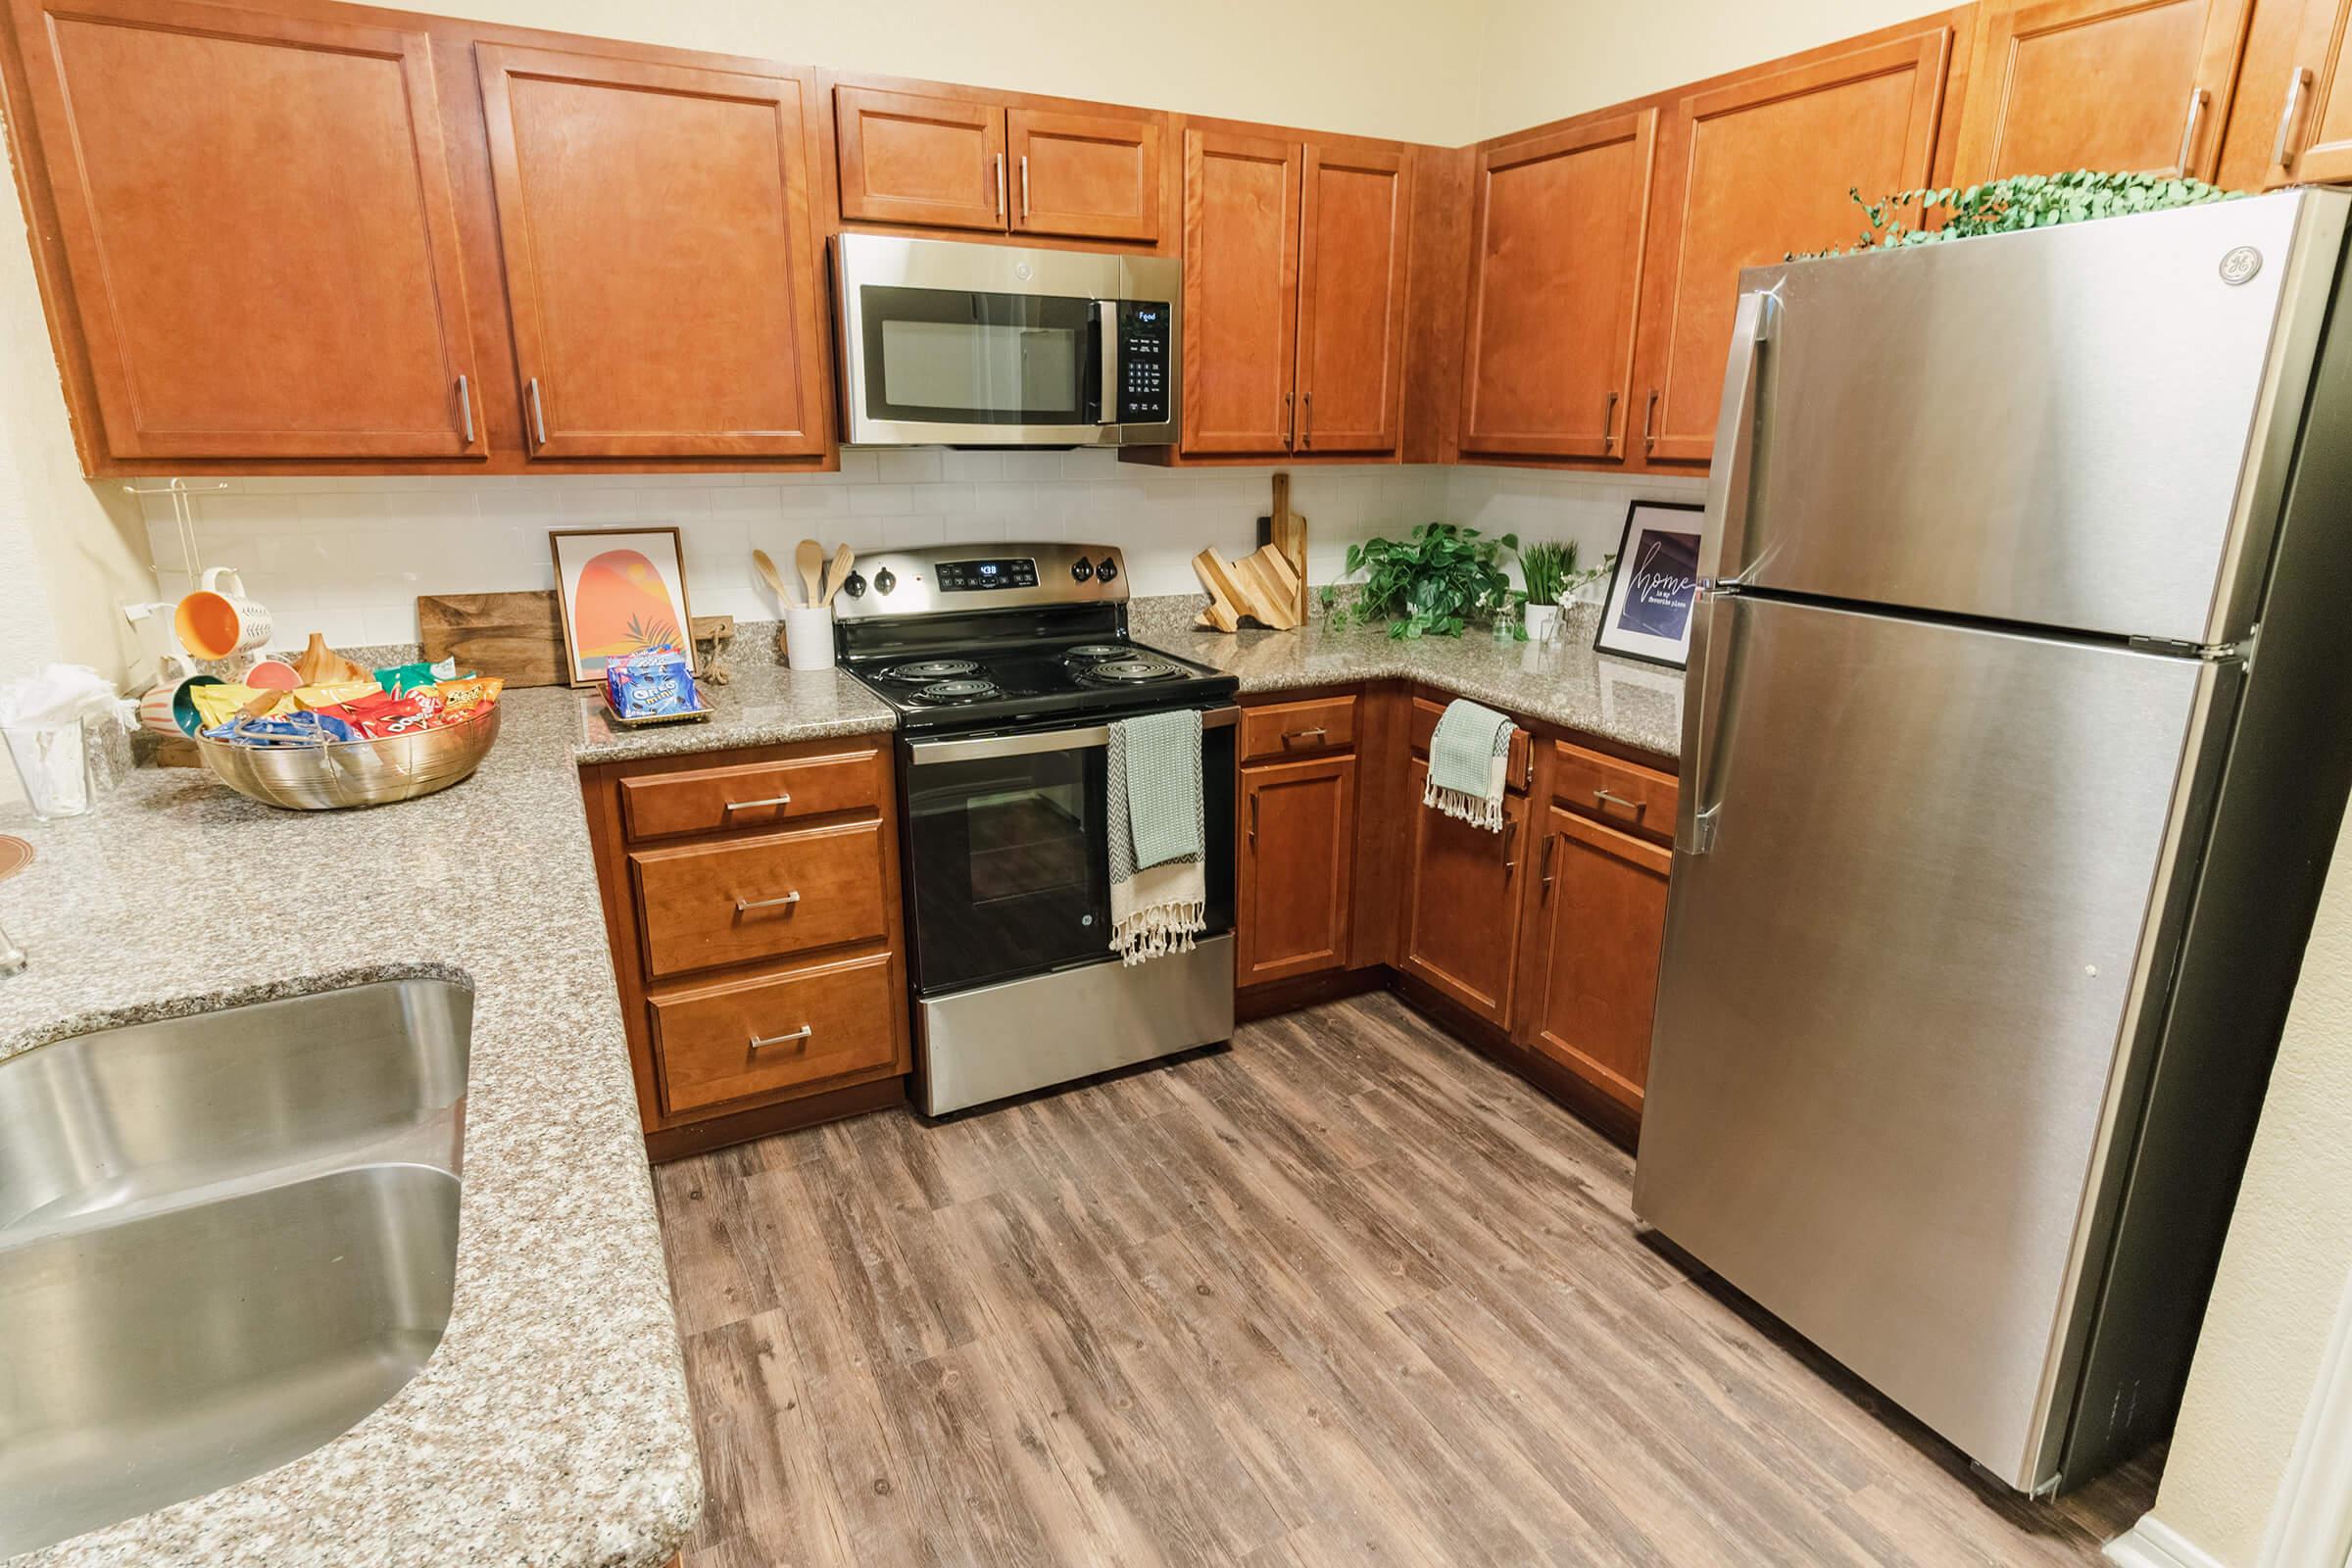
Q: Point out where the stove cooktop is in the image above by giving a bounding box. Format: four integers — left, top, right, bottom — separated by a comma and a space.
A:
845, 636, 1237, 731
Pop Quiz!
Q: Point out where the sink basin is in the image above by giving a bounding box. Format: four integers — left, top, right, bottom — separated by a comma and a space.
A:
0, 979, 471, 1555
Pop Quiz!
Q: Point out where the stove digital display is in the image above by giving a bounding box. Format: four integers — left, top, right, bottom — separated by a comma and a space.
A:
937, 557, 1039, 592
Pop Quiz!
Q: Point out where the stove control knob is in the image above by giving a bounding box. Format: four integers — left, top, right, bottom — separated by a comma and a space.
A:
872, 567, 896, 595
1070, 558, 1094, 582
841, 570, 866, 599
1095, 557, 1118, 582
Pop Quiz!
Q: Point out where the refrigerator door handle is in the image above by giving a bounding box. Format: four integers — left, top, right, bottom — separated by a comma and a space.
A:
1701, 287, 1780, 591
1676, 591, 1736, 857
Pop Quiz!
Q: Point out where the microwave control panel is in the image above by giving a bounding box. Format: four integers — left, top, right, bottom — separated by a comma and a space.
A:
1116, 302, 1171, 423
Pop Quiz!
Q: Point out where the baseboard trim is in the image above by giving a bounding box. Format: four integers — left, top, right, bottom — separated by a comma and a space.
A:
2104, 1514, 2229, 1568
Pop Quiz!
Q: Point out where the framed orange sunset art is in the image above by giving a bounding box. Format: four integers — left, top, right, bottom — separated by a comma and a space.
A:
550, 526, 697, 687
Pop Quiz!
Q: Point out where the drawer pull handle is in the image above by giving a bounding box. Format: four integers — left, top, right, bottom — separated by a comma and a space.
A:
734, 891, 802, 914
1592, 787, 1645, 817
1283, 726, 1327, 744
750, 1024, 813, 1052
723, 793, 793, 813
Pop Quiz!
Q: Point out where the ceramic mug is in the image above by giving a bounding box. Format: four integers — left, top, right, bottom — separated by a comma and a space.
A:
174, 567, 272, 660
136, 671, 224, 736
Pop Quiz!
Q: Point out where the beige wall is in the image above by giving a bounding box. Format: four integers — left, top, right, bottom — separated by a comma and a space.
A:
2137, 824, 2352, 1564
1470, 0, 1946, 140
404, 0, 1486, 146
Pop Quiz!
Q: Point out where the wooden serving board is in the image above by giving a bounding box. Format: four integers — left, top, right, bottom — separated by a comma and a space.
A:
418, 591, 566, 688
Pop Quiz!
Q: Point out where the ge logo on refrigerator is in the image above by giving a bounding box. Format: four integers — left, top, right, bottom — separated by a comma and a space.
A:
2219, 246, 2263, 285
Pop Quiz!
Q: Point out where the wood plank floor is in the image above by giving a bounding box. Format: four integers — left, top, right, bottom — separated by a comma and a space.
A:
653, 992, 2160, 1567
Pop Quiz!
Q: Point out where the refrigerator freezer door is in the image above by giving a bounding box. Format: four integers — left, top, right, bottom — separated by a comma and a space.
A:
1636, 594, 2226, 1489
1715, 189, 2344, 645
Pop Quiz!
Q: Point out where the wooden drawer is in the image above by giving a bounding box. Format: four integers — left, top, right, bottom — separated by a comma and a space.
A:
1407, 694, 1533, 792
618, 746, 886, 842
630, 820, 889, 979
651, 950, 903, 1116
1241, 694, 1357, 762
1548, 740, 1678, 845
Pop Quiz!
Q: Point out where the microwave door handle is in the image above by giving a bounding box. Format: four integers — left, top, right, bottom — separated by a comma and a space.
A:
1095, 299, 1118, 425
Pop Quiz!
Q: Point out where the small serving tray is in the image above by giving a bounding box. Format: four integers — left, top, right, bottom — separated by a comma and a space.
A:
601, 696, 713, 729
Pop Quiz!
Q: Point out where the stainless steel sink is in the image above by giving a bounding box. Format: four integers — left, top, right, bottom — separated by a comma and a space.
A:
0, 979, 471, 1555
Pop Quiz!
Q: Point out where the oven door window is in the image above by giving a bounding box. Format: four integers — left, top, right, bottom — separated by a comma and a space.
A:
906, 742, 1111, 993
859, 286, 1101, 427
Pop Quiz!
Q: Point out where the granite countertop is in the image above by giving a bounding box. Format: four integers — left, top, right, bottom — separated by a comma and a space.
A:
0, 685, 702, 1568
1128, 599, 1686, 760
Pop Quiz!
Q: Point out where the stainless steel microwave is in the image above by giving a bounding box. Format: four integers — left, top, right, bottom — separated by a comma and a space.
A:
833, 233, 1178, 447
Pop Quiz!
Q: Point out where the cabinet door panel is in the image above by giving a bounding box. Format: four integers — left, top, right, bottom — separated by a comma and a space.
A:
1296, 142, 1409, 455
1517, 807, 1670, 1115
836, 85, 1005, 230
1953, 0, 2249, 182
479, 48, 827, 458
2237, 0, 2352, 184
1181, 128, 1301, 455
1400, 757, 1528, 1025
1009, 109, 1160, 241
1637, 30, 1950, 465
10, 0, 480, 460
1239, 757, 1356, 984
1460, 110, 1655, 461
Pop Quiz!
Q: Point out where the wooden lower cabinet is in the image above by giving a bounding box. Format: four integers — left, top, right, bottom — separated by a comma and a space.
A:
1514, 808, 1672, 1116
1238, 754, 1357, 984
579, 733, 911, 1158
1398, 755, 1530, 1027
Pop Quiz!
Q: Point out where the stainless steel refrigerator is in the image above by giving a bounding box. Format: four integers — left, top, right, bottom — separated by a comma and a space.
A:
1634, 187, 2352, 1495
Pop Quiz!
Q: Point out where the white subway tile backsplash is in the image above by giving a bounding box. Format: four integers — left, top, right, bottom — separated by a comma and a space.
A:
138, 461, 1702, 646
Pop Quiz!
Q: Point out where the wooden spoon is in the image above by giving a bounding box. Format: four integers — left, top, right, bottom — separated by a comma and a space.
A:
822, 543, 856, 607
753, 548, 790, 610
794, 540, 825, 608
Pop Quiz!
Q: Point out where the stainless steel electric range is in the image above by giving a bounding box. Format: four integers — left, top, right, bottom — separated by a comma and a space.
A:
835, 541, 1239, 1115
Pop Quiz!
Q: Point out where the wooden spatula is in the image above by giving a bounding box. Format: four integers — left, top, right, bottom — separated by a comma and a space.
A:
753, 549, 790, 610
822, 543, 856, 606
794, 540, 825, 607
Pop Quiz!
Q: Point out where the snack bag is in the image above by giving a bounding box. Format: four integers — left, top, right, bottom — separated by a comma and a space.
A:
605, 648, 698, 719
438, 675, 505, 713
192, 683, 270, 728
292, 680, 379, 710
331, 690, 429, 738
373, 662, 441, 696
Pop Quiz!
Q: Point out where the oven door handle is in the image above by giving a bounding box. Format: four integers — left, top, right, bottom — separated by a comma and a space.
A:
907, 706, 1237, 766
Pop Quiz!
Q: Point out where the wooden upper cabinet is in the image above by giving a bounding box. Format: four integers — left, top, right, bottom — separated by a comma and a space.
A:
1008, 109, 1161, 241
2220, 0, 2352, 186
835, 85, 1006, 229
1181, 128, 1302, 455
1635, 28, 1951, 466
1459, 109, 1656, 461
8, 0, 482, 462
1295, 141, 1410, 455
477, 48, 828, 459
1953, 0, 2250, 183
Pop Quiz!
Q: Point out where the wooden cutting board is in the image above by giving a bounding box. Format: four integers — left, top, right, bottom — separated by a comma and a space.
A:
1259, 471, 1308, 624
417, 591, 567, 688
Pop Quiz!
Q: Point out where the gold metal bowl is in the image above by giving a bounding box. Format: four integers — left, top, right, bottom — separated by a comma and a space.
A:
196, 704, 502, 810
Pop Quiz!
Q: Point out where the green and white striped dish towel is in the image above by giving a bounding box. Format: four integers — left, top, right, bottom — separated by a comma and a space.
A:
1107, 708, 1205, 964
1424, 698, 1511, 832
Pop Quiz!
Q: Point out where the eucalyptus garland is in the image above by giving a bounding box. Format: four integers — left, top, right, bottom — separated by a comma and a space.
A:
1793, 170, 2240, 260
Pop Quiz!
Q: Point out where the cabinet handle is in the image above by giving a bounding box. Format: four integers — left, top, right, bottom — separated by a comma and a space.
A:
1282, 725, 1327, 744
1601, 389, 1619, 453
1501, 814, 1519, 873
994, 152, 1005, 222
2178, 86, 2210, 174
749, 1024, 813, 1052
734, 891, 802, 914
2277, 67, 2314, 168
1642, 388, 1660, 453
1248, 791, 1259, 845
1592, 787, 1645, 818
1540, 830, 1558, 898
722, 793, 792, 814
526, 376, 549, 446
455, 374, 473, 444
1020, 153, 1031, 217
1302, 390, 1313, 448
1284, 390, 1295, 446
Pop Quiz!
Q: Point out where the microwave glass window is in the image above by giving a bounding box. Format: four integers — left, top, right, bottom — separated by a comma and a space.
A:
881, 320, 1080, 416
859, 286, 1099, 426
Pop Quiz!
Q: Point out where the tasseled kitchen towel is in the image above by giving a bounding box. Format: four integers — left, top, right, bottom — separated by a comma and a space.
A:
1424, 697, 1511, 832
1108, 708, 1206, 964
